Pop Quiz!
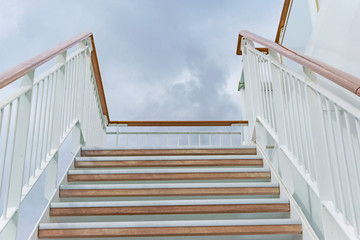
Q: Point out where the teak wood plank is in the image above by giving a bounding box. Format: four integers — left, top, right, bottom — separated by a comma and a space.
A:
67, 172, 271, 182
59, 187, 280, 198
38, 224, 302, 238
81, 148, 257, 157
74, 159, 263, 168
50, 203, 290, 216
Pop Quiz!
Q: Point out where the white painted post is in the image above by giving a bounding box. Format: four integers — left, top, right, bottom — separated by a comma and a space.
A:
3, 71, 34, 239
50, 51, 67, 152
303, 68, 336, 239
241, 39, 260, 143
268, 51, 287, 143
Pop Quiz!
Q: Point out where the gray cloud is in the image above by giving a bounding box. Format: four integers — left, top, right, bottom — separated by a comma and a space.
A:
0, 0, 283, 121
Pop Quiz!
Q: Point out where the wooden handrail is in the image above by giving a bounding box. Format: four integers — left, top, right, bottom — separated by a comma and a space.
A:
89, 35, 109, 122
0, 32, 110, 122
109, 121, 248, 127
236, 30, 360, 96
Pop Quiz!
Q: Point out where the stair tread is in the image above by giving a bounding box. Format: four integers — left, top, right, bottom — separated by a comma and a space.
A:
82, 146, 257, 150
39, 218, 301, 229
51, 198, 289, 208
68, 168, 269, 174
60, 182, 278, 190
76, 155, 262, 161
81, 147, 257, 157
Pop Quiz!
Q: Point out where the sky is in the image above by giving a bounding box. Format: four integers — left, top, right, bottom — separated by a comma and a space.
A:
0, 0, 283, 121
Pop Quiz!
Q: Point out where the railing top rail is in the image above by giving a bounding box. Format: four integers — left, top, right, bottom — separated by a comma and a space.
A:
109, 121, 248, 127
237, 30, 360, 96
0, 32, 90, 89
0, 31, 109, 121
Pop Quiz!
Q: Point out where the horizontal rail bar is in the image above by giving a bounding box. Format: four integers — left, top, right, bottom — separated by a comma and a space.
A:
237, 30, 360, 96
109, 121, 248, 126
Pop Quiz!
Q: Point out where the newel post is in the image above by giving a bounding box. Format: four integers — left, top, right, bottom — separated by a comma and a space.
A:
241, 38, 260, 143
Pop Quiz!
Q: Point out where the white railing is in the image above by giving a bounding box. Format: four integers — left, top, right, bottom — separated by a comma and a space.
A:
106, 125, 245, 148
0, 35, 106, 238
241, 35, 360, 239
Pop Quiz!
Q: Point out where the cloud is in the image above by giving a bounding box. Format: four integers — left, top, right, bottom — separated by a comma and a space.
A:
0, 0, 283, 121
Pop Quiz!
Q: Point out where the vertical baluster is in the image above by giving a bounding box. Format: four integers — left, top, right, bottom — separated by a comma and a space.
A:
26, 85, 39, 184
59, 61, 68, 137
4, 71, 34, 229
355, 119, 360, 182
284, 73, 300, 161
0, 104, 13, 197
46, 73, 56, 158
38, 78, 50, 166
262, 58, 273, 127
0, 109, 3, 135
209, 134, 211, 146
266, 60, 276, 131
334, 104, 355, 224
50, 51, 67, 151
72, 55, 79, 123
255, 56, 266, 121
281, 70, 293, 151
261, 58, 273, 127
344, 112, 360, 235
291, 76, 306, 169
34, 81, 45, 171
230, 134, 233, 146
300, 81, 317, 180
324, 98, 342, 212
187, 134, 190, 146
220, 135, 222, 146
63, 60, 70, 133
67, 58, 74, 129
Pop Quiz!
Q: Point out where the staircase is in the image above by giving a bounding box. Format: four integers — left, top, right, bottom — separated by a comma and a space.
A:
37, 146, 302, 239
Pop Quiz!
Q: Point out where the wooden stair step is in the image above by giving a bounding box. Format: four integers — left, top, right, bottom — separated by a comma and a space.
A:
38, 219, 302, 238
81, 147, 257, 157
59, 182, 280, 198
75, 155, 263, 168
50, 199, 289, 216
67, 168, 271, 182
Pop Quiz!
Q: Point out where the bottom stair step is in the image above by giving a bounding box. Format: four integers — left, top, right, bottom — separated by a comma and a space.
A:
38, 219, 302, 238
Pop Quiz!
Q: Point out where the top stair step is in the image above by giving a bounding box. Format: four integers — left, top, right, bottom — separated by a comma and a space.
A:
81, 147, 257, 157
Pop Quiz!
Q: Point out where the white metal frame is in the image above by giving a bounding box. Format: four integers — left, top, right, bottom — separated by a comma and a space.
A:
0, 37, 106, 239
241, 37, 360, 239
106, 124, 246, 148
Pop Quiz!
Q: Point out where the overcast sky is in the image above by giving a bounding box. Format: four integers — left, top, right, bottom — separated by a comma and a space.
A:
0, 0, 282, 121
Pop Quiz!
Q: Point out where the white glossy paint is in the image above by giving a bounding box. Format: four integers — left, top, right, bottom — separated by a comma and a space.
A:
241, 24, 360, 239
